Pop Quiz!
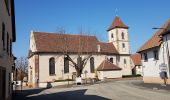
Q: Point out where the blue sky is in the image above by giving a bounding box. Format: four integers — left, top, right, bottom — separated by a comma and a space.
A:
14, 0, 170, 57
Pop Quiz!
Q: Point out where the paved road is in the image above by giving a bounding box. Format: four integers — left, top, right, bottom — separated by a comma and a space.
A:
13, 80, 170, 100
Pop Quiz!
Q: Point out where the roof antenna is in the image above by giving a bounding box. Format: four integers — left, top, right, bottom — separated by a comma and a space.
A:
115, 8, 119, 17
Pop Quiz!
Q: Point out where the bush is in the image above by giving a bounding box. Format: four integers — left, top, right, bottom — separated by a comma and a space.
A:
122, 74, 141, 78
54, 79, 74, 82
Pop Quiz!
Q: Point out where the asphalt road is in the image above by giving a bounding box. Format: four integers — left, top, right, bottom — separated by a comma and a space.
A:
13, 80, 170, 100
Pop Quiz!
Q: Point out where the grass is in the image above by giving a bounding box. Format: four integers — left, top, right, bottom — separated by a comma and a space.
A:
122, 74, 141, 78
54, 79, 74, 82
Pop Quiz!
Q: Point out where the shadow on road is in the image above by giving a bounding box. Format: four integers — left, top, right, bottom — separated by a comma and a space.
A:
13, 88, 110, 100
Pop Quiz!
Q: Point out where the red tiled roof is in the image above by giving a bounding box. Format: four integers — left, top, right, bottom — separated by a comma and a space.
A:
138, 18, 170, 52
32, 32, 119, 54
98, 42, 119, 54
107, 16, 128, 31
131, 53, 141, 66
97, 60, 121, 71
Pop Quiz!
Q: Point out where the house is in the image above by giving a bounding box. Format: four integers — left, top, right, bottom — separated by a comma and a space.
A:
28, 16, 132, 87
131, 53, 142, 75
138, 18, 170, 84
0, 0, 16, 100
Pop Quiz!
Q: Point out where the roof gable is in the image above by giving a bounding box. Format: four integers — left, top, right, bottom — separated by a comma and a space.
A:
131, 53, 141, 66
97, 60, 121, 71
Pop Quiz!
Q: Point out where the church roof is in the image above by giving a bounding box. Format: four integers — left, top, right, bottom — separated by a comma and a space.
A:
138, 18, 170, 52
131, 53, 141, 66
32, 32, 119, 55
107, 16, 128, 31
97, 60, 122, 71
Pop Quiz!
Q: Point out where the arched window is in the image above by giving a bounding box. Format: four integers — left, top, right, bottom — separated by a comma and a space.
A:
122, 43, 125, 48
90, 57, 95, 73
49, 57, 55, 75
121, 32, 125, 39
110, 58, 113, 63
124, 59, 127, 67
111, 34, 114, 39
124, 59, 126, 64
64, 57, 69, 73
77, 56, 82, 69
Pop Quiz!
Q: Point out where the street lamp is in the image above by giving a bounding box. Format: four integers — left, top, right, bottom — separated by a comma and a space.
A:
152, 27, 167, 30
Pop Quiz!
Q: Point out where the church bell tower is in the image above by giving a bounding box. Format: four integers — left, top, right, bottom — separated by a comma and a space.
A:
107, 16, 130, 54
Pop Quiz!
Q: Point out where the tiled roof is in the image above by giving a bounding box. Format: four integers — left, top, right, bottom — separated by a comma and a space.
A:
98, 42, 119, 54
131, 53, 141, 66
107, 16, 128, 31
97, 60, 121, 71
138, 18, 170, 52
32, 32, 119, 54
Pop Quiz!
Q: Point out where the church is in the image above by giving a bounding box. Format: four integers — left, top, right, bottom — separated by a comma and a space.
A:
28, 16, 132, 87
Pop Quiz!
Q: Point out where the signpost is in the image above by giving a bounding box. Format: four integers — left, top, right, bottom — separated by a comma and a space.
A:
159, 63, 167, 71
159, 63, 168, 86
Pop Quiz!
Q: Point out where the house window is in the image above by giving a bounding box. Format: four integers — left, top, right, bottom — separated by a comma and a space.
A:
1, 68, 6, 100
77, 56, 82, 69
64, 57, 69, 73
143, 53, 148, 61
10, 39, 12, 56
7, 32, 9, 54
153, 50, 159, 60
121, 32, 125, 39
90, 57, 95, 73
8, 73, 10, 94
2, 23, 5, 50
110, 58, 113, 63
49, 57, 55, 75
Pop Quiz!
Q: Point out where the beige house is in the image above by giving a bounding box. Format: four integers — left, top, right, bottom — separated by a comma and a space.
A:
131, 53, 142, 75
138, 18, 170, 84
28, 16, 132, 87
0, 0, 16, 100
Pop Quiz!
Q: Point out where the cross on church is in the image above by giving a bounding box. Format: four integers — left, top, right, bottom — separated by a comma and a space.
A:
115, 8, 119, 16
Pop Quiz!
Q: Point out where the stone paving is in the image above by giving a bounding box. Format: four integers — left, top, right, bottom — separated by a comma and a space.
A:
13, 79, 170, 100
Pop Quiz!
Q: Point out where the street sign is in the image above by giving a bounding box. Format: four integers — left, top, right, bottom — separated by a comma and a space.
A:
159, 63, 167, 71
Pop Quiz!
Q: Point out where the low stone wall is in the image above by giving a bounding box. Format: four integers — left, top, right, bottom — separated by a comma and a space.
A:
143, 76, 170, 84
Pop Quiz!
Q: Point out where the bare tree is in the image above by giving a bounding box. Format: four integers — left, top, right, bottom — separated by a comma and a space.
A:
56, 27, 93, 77
15, 57, 28, 81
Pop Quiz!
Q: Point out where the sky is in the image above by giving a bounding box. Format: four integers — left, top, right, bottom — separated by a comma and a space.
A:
14, 0, 170, 57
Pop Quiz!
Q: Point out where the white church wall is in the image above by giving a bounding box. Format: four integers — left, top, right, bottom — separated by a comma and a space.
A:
28, 55, 36, 86
108, 28, 130, 54
118, 56, 132, 75
38, 54, 113, 82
